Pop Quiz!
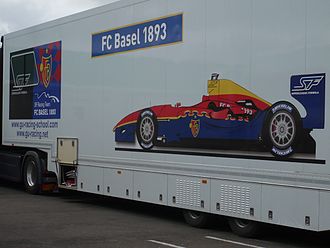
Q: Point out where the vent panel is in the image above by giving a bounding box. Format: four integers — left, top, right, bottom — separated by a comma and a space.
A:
219, 185, 251, 215
176, 179, 201, 208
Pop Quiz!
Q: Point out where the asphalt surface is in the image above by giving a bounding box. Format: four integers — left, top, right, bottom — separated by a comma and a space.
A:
1, 180, 330, 248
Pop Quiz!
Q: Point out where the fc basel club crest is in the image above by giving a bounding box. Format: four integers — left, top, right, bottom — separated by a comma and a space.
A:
40, 49, 52, 88
189, 119, 200, 138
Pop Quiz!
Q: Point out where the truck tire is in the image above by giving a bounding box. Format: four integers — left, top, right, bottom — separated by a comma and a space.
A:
262, 101, 301, 157
183, 210, 211, 228
23, 152, 41, 194
228, 218, 260, 238
136, 109, 157, 149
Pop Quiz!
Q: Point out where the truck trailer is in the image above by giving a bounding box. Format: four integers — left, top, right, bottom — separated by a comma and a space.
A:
1, 0, 330, 237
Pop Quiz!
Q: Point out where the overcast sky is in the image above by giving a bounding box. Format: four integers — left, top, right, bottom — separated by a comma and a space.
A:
0, 0, 116, 38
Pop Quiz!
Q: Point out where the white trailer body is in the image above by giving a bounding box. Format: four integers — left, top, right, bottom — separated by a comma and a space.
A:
2, 0, 330, 234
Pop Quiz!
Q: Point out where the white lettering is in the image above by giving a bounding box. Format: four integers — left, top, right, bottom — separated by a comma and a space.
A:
272, 104, 292, 113
121, 35, 126, 47
114, 30, 141, 49
126, 34, 131, 47
115, 33, 121, 49
137, 28, 140, 45
131, 33, 137, 46
272, 146, 293, 156
107, 35, 112, 50
160, 23, 167, 40
102, 35, 112, 51
102, 36, 107, 51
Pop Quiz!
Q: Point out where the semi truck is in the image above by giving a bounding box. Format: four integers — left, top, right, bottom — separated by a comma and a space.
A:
1, 0, 330, 237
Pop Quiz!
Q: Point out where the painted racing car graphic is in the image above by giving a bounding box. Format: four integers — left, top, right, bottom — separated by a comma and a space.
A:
113, 73, 325, 158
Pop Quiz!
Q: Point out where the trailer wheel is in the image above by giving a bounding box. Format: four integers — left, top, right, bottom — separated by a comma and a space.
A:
262, 101, 301, 157
23, 153, 41, 194
183, 210, 211, 228
228, 218, 260, 238
136, 109, 157, 149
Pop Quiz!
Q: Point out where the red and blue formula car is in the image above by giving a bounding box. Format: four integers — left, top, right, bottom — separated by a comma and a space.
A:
114, 74, 324, 157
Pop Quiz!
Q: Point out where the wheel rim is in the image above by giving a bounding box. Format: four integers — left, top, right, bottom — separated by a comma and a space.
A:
234, 218, 250, 228
26, 160, 37, 187
188, 211, 201, 220
140, 116, 155, 143
270, 112, 295, 149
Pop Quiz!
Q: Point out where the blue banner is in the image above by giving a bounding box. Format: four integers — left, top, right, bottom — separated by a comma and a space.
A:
92, 13, 183, 57
291, 73, 326, 129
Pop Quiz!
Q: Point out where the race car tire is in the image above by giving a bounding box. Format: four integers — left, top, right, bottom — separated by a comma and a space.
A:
262, 101, 301, 157
183, 210, 212, 228
137, 109, 158, 149
228, 218, 261, 238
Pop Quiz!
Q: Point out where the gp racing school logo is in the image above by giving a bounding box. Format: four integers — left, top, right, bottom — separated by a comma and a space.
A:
9, 41, 61, 120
